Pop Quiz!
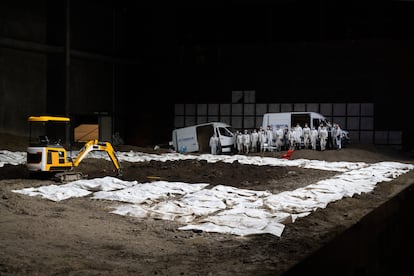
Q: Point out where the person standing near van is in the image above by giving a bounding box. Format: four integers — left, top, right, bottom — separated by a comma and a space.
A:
266, 126, 273, 147
259, 128, 267, 152
243, 130, 251, 154
209, 133, 219, 154
333, 123, 343, 150
274, 126, 284, 151
294, 123, 303, 149
310, 127, 318, 150
318, 124, 328, 151
236, 131, 244, 154
288, 128, 296, 150
326, 121, 333, 150
250, 129, 259, 152
233, 130, 238, 152
283, 126, 290, 150
302, 123, 311, 149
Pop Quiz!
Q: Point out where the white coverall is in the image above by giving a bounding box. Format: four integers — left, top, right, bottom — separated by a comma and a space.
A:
236, 132, 244, 154
266, 127, 273, 147
288, 129, 296, 150
333, 124, 342, 150
302, 124, 311, 149
318, 126, 328, 151
274, 127, 284, 151
294, 125, 302, 149
310, 128, 318, 150
242, 130, 251, 154
259, 129, 267, 152
250, 130, 259, 152
209, 134, 219, 155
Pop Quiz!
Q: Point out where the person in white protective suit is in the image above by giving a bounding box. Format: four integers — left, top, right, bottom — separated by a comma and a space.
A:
236, 131, 244, 154
287, 128, 296, 150
302, 123, 311, 149
333, 123, 343, 150
327, 121, 334, 150
209, 133, 220, 155
283, 126, 290, 150
242, 129, 251, 154
259, 128, 267, 152
266, 126, 273, 148
294, 123, 303, 149
310, 126, 319, 150
233, 130, 238, 151
250, 129, 259, 152
274, 126, 284, 151
318, 124, 328, 151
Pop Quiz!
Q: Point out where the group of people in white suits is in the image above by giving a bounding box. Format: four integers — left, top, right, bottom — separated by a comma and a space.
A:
230, 122, 343, 154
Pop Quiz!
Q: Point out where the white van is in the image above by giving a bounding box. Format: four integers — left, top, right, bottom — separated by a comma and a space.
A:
262, 112, 328, 131
262, 112, 350, 145
172, 122, 236, 154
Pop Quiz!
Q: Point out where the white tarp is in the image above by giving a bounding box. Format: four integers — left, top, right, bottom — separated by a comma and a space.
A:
0, 150, 26, 167
0, 149, 365, 172
11, 157, 414, 237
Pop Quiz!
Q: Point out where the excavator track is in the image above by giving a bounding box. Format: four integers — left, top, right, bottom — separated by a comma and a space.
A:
53, 172, 84, 183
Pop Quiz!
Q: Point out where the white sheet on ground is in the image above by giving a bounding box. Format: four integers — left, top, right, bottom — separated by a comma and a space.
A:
0, 150, 26, 167
1, 149, 367, 172
11, 156, 414, 237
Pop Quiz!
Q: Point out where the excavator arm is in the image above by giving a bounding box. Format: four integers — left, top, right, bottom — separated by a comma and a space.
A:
73, 139, 122, 175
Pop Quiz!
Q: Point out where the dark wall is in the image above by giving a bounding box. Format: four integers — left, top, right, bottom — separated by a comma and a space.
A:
0, 0, 47, 134
284, 184, 414, 276
1, 0, 414, 148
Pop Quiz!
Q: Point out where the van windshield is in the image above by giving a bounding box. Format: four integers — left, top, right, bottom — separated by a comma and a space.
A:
218, 127, 234, 137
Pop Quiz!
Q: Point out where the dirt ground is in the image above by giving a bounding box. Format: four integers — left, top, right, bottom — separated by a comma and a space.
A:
1, 133, 414, 275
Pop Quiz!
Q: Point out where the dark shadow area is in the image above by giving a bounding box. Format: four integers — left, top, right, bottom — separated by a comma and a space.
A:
283, 184, 414, 276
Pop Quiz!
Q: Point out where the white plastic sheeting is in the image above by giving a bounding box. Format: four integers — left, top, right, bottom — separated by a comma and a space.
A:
0, 150, 26, 167
0, 149, 365, 172
3, 149, 413, 236
11, 157, 414, 237
113, 151, 367, 172
13, 177, 137, 201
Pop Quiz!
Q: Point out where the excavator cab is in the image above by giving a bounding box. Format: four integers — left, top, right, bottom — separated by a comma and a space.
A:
26, 116, 73, 173
26, 116, 122, 182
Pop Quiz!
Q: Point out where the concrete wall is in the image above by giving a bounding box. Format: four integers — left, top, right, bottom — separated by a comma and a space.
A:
174, 102, 403, 146
70, 58, 113, 115
0, 0, 47, 136
0, 0, 116, 138
0, 48, 47, 135
1, 1, 414, 149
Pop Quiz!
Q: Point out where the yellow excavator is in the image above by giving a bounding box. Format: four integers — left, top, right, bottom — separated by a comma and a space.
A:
26, 115, 122, 182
